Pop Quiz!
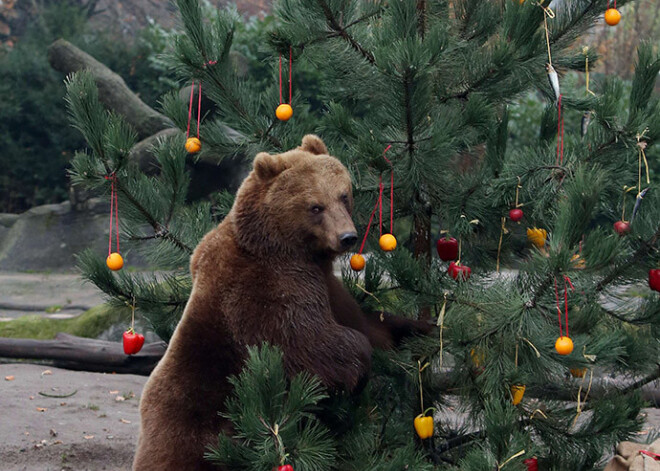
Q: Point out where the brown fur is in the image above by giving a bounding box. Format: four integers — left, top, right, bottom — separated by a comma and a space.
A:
133, 135, 429, 471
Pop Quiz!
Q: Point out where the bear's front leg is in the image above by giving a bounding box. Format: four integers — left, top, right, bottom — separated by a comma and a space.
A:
280, 324, 373, 392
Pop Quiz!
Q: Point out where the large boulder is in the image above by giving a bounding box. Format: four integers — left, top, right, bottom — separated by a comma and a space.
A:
0, 199, 146, 272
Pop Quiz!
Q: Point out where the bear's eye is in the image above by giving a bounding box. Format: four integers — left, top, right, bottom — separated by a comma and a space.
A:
340, 193, 349, 205
310, 205, 324, 215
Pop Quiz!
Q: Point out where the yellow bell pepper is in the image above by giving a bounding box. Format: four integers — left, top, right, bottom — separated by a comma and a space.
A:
527, 227, 547, 249
510, 384, 526, 405
414, 414, 434, 439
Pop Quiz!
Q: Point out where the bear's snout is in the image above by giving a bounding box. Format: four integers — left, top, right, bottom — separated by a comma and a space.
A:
339, 232, 358, 249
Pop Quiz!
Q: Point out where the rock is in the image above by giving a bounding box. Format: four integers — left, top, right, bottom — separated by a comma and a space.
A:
0, 213, 19, 248
0, 199, 146, 272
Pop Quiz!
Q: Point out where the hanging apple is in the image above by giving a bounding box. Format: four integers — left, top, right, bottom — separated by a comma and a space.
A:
509, 208, 523, 222
613, 220, 631, 236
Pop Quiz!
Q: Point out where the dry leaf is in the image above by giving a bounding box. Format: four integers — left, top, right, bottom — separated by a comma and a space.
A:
50, 429, 57, 437
109, 390, 119, 394
119, 418, 131, 424
52, 440, 63, 445
36, 407, 47, 412
29, 396, 34, 400
83, 435, 94, 440
41, 370, 52, 376
59, 402, 66, 406
4, 375, 15, 381
115, 396, 125, 402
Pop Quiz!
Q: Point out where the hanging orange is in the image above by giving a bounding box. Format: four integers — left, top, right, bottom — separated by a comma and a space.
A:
107, 252, 124, 271
276, 104, 293, 121
350, 254, 365, 271
379, 234, 397, 251
185, 137, 201, 153
555, 336, 574, 355
604, 8, 621, 26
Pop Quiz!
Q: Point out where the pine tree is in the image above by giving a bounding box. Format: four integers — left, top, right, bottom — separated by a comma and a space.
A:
64, 0, 660, 468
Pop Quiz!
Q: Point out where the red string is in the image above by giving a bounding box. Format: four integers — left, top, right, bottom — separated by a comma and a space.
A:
186, 80, 195, 138
640, 450, 660, 460
279, 54, 283, 105
108, 176, 114, 257
358, 193, 380, 254
196, 82, 202, 138
554, 277, 563, 337
378, 177, 384, 237
288, 47, 292, 104
563, 276, 574, 337
106, 174, 119, 256
382, 145, 393, 234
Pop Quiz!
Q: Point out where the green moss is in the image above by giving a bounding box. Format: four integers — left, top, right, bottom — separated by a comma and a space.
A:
0, 304, 130, 339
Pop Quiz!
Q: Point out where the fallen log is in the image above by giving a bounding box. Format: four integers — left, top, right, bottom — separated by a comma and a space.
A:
0, 332, 165, 375
47, 39, 172, 139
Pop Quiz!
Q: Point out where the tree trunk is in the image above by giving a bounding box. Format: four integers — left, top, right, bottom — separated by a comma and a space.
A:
47, 39, 172, 140
412, 190, 432, 320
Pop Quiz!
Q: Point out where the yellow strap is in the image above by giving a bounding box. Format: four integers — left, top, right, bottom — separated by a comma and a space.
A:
583, 47, 596, 96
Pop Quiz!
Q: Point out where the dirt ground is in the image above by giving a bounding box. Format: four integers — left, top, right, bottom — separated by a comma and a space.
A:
0, 272, 105, 321
0, 364, 145, 471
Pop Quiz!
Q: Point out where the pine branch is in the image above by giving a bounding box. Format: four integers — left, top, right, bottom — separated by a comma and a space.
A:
595, 224, 660, 293
441, 1, 598, 103
621, 364, 660, 395
116, 180, 194, 255
316, 0, 376, 65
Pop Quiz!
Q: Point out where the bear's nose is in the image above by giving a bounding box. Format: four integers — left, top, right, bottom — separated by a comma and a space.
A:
339, 232, 358, 249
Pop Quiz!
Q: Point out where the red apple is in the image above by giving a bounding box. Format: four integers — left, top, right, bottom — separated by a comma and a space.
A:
613, 220, 631, 236
649, 269, 660, 292
437, 237, 459, 261
509, 208, 523, 222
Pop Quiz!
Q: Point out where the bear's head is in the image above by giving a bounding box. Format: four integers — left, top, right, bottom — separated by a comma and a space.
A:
231, 135, 357, 259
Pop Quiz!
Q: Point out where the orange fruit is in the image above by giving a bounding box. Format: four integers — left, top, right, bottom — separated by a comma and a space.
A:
510, 384, 526, 405
276, 104, 293, 121
106, 252, 124, 271
350, 254, 365, 271
185, 137, 201, 153
379, 234, 397, 252
604, 8, 621, 26
555, 336, 574, 355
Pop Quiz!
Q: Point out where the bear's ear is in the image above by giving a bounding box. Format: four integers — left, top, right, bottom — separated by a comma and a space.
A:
253, 152, 288, 180
300, 134, 328, 156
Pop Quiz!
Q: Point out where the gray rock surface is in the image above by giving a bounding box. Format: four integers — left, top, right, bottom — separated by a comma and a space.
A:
0, 199, 145, 272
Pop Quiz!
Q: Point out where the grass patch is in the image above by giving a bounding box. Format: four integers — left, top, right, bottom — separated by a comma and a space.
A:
0, 304, 130, 339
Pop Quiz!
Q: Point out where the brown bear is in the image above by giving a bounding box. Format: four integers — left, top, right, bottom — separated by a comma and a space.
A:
132, 135, 429, 471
